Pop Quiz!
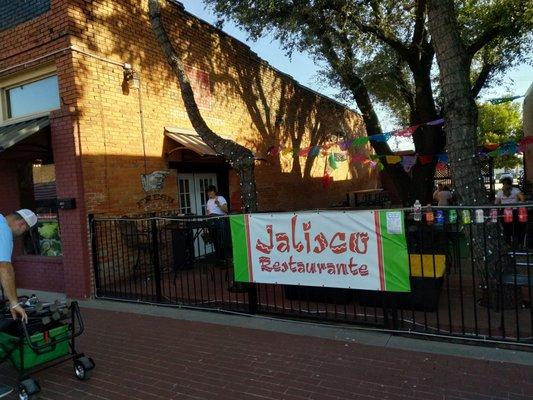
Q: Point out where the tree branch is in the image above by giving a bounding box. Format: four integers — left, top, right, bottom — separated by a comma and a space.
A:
393, 62, 416, 112
411, 0, 427, 49
355, 21, 413, 61
471, 62, 495, 98
467, 25, 503, 56
324, 0, 413, 61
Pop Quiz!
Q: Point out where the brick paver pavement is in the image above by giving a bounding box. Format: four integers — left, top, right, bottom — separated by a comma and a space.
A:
1, 307, 532, 400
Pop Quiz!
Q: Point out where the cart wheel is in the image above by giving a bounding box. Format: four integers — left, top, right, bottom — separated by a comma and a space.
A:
18, 378, 40, 399
74, 357, 95, 381
17, 388, 28, 400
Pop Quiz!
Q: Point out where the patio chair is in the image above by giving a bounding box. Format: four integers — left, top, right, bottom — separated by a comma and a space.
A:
118, 219, 154, 283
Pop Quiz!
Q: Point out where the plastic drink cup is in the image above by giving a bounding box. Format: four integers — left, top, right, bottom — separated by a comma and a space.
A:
518, 207, 528, 223
436, 210, 445, 225
490, 209, 498, 223
449, 209, 457, 224
426, 210, 434, 225
462, 209, 471, 224
504, 208, 513, 223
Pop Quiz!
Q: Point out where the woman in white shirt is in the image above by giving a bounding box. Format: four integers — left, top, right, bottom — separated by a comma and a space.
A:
495, 175, 525, 205
495, 174, 526, 248
433, 184, 453, 206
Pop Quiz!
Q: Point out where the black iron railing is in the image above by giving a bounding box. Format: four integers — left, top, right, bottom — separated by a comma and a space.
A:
90, 205, 533, 347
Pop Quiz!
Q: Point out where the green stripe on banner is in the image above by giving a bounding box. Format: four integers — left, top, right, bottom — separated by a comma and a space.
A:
229, 215, 251, 282
379, 211, 410, 292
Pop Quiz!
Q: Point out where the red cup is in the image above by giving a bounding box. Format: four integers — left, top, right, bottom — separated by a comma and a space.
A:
504, 208, 513, 223
426, 210, 434, 225
518, 207, 528, 223
490, 209, 498, 223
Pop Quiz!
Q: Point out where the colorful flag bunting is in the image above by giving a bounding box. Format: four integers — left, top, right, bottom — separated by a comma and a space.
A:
436, 162, 447, 171
488, 95, 524, 105
265, 117, 532, 168
333, 153, 347, 162
352, 154, 367, 163
395, 124, 421, 137
352, 137, 370, 147
328, 153, 339, 170
385, 155, 402, 164
298, 148, 310, 157
369, 134, 389, 142
339, 140, 351, 151
426, 118, 445, 126
309, 146, 321, 157
401, 156, 417, 173
419, 155, 433, 165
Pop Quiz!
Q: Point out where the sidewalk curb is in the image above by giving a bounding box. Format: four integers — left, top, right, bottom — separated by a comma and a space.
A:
80, 298, 533, 366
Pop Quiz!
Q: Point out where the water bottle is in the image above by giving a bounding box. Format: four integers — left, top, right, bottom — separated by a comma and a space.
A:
413, 200, 422, 221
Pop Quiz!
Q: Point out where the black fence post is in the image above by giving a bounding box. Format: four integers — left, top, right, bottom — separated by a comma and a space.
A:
382, 297, 390, 329
89, 214, 101, 298
151, 217, 162, 303
390, 293, 399, 330
247, 283, 258, 314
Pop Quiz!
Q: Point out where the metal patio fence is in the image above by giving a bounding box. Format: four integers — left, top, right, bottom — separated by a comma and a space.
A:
90, 205, 533, 347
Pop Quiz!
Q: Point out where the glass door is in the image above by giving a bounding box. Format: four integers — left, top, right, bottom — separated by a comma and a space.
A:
177, 173, 218, 257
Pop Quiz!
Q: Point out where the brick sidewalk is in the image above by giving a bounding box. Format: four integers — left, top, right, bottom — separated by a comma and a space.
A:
1, 307, 532, 400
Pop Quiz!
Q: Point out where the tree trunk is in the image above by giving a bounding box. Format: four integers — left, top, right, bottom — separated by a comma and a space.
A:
427, 0, 516, 308
346, 75, 412, 204
427, 1, 483, 205
408, 58, 445, 205
148, 0, 257, 212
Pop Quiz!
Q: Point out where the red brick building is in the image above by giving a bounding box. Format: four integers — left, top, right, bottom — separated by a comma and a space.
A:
0, 0, 380, 298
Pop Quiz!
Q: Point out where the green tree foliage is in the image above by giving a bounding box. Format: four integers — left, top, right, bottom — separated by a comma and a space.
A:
478, 101, 523, 169
205, 0, 532, 203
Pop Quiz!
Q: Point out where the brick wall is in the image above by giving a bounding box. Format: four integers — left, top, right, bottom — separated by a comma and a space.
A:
0, 1, 85, 297
0, 0, 68, 65
68, 0, 380, 216
13, 256, 64, 293
0, 0, 50, 32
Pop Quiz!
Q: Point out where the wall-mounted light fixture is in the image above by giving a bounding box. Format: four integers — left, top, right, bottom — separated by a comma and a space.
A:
123, 63, 140, 89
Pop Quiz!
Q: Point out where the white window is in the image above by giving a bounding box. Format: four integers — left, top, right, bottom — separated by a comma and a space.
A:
0, 65, 60, 123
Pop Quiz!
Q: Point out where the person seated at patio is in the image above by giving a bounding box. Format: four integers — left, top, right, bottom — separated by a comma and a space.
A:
495, 174, 525, 205
495, 174, 526, 248
433, 184, 453, 206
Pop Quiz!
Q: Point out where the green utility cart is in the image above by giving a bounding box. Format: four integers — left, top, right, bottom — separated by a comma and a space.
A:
0, 297, 95, 400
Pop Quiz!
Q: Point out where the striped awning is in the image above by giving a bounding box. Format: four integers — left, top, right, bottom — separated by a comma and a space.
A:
164, 127, 218, 156
0, 116, 50, 152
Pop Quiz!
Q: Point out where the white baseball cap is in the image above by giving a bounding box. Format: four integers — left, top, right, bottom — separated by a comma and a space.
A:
16, 209, 38, 228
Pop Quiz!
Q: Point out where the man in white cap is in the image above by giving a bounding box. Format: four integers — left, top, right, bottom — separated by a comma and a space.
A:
0, 209, 37, 397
